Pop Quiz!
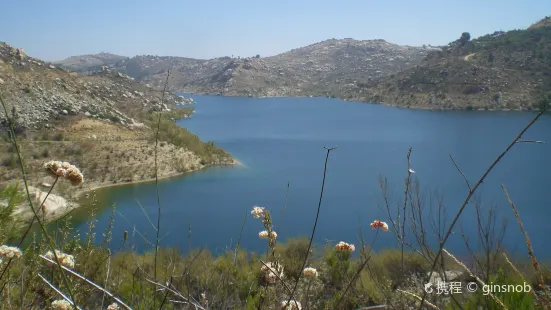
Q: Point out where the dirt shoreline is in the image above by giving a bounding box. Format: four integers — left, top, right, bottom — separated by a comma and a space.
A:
11, 159, 242, 226
77, 159, 243, 198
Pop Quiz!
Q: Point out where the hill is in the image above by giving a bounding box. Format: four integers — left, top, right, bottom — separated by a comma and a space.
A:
0, 42, 232, 223
54, 52, 128, 73
529, 16, 551, 30
58, 39, 432, 97
351, 24, 551, 110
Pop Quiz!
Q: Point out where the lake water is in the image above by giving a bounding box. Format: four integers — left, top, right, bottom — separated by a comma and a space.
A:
71, 95, 551, 258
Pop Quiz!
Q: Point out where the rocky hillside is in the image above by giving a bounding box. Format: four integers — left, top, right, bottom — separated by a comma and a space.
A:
54, 52, 128, 73
352, 23, 551, 110
179, 39, 433, 98
0, 41, 233, 223
0, 42, 192, 132
529, 16, 551, 30
59, 39, 432, 98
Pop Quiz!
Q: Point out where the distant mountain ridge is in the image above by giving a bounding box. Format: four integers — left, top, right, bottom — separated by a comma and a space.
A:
54, 52, 128, 72
56, 39, 433, 97
56, 16, 551, 110
349, 21, 551, 110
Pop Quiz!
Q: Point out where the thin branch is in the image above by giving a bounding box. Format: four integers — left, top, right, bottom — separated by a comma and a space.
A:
287, 146, 337, 304
38, 274, 82, 310
154, 69, 171, 297
443, 249, 507, 310
502, 252, 546, 307
449, 155, 471, 191
39, 255, 133, 310
144, 278, 205, 310
276, 182, 291, 234
502, 184, 550, 303
396, 289, 439, 310
401, 147, 413, 273
418, 107, 548, 309
260, 260, 295, 298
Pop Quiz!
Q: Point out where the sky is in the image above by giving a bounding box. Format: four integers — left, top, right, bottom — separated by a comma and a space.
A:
0, 0, 549, 61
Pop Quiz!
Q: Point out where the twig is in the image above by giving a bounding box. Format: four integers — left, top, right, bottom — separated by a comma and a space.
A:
277, 182, 291, 233
418, 107, 548, 309
136, 199, 158, 232
396, 289, 439, 310
234, 206, 248, 265
260, 260, 295, 297
502, 184, 550, 303
0, 176, 59, 285
39, 255, 133, 310
401, 147, 413, 273
449, 155, 471, 191
335, 256, 371, 308
502, 252, 546, 307
38, 274, 82, 310
144, 278, 205, 310
288, 146, 337, 304
443, 249, 507, 310
515, 140, 545, 144
154, 69, 171, 284
335, 228, 380, 308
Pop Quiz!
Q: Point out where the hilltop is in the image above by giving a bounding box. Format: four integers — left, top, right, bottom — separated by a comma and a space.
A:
0, 42, 232, 223
53, 52, 128, 73
351, 21, 551, 110
55, 16, 551, 110
58, 39, 433, 97
529, 16, 551, 30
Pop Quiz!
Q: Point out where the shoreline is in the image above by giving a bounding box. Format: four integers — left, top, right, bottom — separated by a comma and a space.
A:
78, 158, 243, 198
178, 92, 541, 112
12, 159, 243, 226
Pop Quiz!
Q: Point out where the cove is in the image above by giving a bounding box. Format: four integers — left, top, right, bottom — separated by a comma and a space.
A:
69, 95, 551, 258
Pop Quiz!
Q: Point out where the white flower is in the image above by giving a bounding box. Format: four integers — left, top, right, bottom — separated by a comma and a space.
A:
261, 262, 284, 283
51, 299, 72, 310
0, 245, 23, 259
370, 220, 389, 232
107, 303, 120, 310
251, 206, 265, 219
44, 250, 75, 269
303, 267, 318, 279
43, 160, 84, 186
335, 241, 355, 252
258, 230, 277, 240
281, 299, 302, 310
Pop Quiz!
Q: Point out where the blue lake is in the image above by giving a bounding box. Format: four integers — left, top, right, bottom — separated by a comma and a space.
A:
72, 95, 551, 258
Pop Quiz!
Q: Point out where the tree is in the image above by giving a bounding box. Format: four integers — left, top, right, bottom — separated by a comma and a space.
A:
255, 54, 260, 58
459, 32, 471, 46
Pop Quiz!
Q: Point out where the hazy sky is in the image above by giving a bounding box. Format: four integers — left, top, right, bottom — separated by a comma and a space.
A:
1, 0, 548, 61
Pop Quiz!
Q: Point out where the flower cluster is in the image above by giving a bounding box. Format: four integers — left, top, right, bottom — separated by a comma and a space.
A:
43, 161, 84, 186
370, 220, 389, 231
107, 303, 120, 310
261, 262, 284, 284
51, 299, 72, 310
251, 206, 265, 219
303, 267, 318, 279
44, 250, 75, 269
258, 230, 277, 240
335, 241, 355, 252
0, 245, 23, 260
281, 299, 302, 310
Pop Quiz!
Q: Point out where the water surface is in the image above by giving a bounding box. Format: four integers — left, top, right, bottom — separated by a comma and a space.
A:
72, 95, 551, 257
